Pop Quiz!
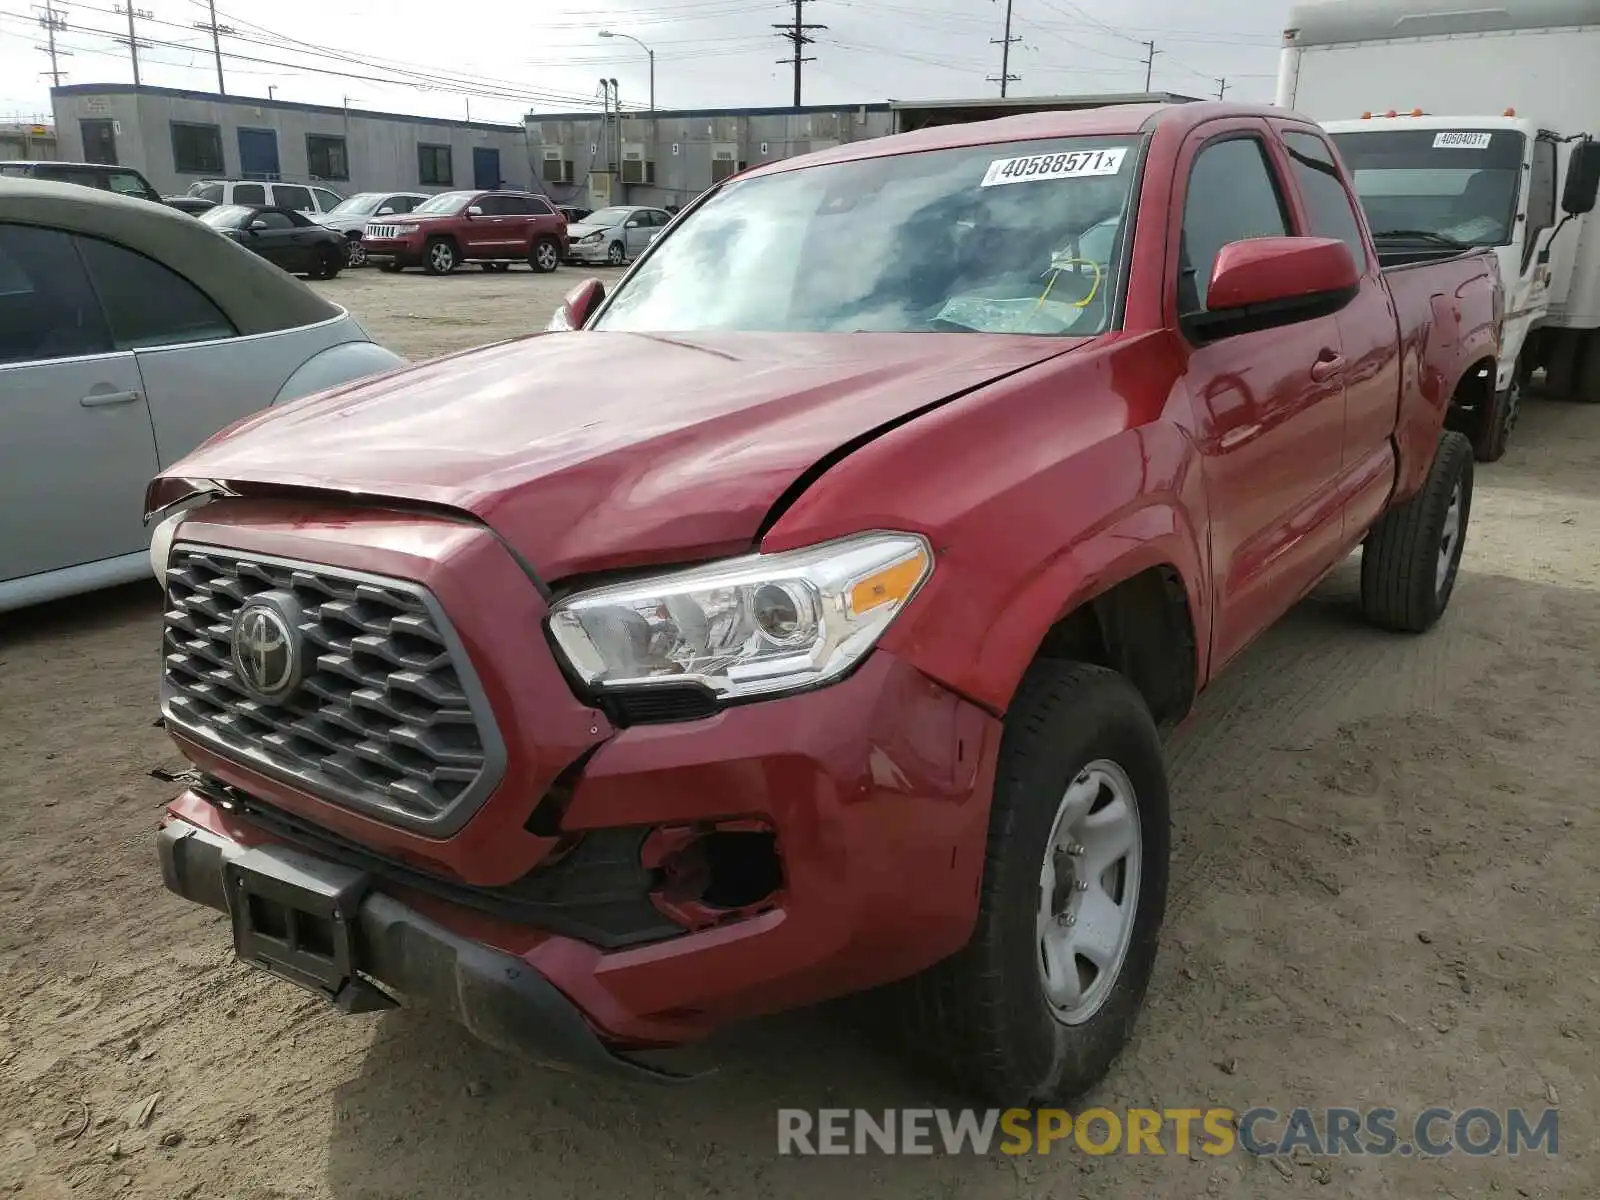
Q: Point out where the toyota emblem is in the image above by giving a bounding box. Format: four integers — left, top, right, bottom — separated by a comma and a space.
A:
231, 599, 301, 702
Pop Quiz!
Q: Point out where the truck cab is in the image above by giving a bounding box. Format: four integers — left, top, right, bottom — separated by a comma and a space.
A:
1323, 113, 1569, 456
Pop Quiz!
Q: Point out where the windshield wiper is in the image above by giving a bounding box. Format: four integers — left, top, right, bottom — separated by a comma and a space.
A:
1370, 229, 1469, 249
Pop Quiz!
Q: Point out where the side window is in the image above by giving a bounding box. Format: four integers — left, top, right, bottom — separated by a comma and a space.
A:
527, 197, 555, 215
1179, 136, 1291, 315
651, 210, 671, 226
105, 171, 151, 198
74, 236, 235, 350
1281, 130, 1367, 265
273, 184, 313, 212
499, 196, 532, 215
1527, 136, 1558, 268
0, 224, 113, 365
474, 195, 506, 215
251, 211, 295, 230
232, 182, 266, 205
312, 188, 343, 211
391, 196, 419, 213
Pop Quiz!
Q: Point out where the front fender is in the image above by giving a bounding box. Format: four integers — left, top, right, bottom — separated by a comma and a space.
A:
273, 340, 408, 407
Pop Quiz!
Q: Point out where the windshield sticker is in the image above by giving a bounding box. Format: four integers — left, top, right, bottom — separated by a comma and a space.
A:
981, 147, 1127, 187
1432, 131, 1494, 150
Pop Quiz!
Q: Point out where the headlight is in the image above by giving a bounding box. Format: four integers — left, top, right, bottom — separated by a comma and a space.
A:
548, 532, 932, 700
580, 231, 604, 243
390, 223, 419, 235
148, 511, 187, 578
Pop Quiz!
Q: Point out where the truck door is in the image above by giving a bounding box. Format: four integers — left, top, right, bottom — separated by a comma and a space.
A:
1172, 123, 1349, 670
1277, 127, 1404, 538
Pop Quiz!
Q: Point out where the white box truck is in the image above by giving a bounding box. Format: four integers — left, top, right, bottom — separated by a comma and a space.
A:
1276, 0, 1600, 430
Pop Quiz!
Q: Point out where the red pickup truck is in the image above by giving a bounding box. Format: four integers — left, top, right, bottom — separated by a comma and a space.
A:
147, 102, 1500, 1103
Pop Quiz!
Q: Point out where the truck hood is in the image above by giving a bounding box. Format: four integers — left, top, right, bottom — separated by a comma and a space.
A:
165, 329, 1087, 578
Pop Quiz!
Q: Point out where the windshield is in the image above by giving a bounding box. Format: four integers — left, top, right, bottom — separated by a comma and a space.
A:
199, 204, 254, 229
1330, 128, 1523, 247
583, 206, 635, 226
326, 193, 384, 217
188, 182, 224, 203
413, 191, 475, 215
594, 136, 1140, 337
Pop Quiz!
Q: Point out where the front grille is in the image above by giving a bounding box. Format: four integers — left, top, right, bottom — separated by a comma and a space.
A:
161, 547, 504, 833
364, 223, 404, 239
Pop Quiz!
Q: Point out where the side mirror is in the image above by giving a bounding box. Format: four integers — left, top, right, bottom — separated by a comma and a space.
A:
547, 278, 606, 332
466, 205, 483, 217
1192, 236, 1360, 338
1562, 138, 1600, 216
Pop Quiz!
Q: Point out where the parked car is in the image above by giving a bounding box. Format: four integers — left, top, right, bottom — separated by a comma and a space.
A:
565, 205, 671, 266
0, 178, 404, 613
199, 204, 348, 279
185, 179, 345, 216
556, 204, 592, 225
147, 101, 1500, 1101
164, 195, 218, 217
314, 191, 430, 266
0, 160, 165, 206
361, 189, 567, 274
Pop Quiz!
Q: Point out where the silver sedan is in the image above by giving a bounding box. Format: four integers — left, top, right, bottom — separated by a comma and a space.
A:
564, 205, 672, 266
0, 179, 405, 613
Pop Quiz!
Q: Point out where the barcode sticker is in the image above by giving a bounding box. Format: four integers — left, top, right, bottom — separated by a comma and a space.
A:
1432, 131, 1493, 150
981, 147, 1127, 186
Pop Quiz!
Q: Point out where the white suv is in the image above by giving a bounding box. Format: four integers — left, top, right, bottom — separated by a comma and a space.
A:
186, 179, 345, 216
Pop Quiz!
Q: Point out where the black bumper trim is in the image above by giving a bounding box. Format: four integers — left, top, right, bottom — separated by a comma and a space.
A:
158, 821, 690, 1084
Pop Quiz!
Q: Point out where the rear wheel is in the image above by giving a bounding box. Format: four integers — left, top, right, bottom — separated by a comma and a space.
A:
424, 238, 458, 275
1577, 331, 1600, 403
897, 662, 1169, 1104
312, 245, 341, 280
1360, 430, 1473, 633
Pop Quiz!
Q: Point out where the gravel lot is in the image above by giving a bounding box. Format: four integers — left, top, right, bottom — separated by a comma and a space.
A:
3, 266, 1598, 1199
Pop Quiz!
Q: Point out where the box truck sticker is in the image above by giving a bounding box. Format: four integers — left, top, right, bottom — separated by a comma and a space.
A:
981, 147, 1127, 187
1433, 132, 1494, 150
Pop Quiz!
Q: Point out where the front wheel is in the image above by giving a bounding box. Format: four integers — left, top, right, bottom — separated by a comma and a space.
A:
606, 241, 626, 266
529, 238, 560, 273
1473, 378, 1519, 462
1360, 430, 1474, 632
346, 239, 367, 268
899, 662, 1169, 1104
424, 238, 458, 275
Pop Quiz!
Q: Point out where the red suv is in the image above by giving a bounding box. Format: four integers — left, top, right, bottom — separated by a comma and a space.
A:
362, 189, 567, 275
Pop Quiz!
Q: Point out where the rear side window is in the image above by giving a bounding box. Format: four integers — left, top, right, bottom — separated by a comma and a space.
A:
312, 188, 343, 211
74, 236, 235, 350
1282, 130, 1367, 265
232, 183, 266, 205
105, 171, 152, 198
273, 184, 313, 211
528, 197, 554, 215
0, 224, 113, 365
1180, 136, 1291, 315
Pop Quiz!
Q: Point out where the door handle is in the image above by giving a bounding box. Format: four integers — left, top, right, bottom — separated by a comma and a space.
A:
1310, 353, 1346, 383
80, 389, 143, 408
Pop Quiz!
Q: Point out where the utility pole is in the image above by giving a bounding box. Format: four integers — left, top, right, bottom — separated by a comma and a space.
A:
987, 0, 1021, 98
34, 3, 70, 88
1141, 40, 1160, 92
114, 3, 151, 86
1215, 77, 1228, 100
773, 0, 825, 108
192, 0, 232, 95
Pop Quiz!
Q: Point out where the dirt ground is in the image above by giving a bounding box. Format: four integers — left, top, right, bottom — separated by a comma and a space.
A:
3, 266, 1598, 1199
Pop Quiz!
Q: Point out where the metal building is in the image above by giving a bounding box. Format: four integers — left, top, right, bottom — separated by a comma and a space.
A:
526, 91, 1199, 210
0, 121, 57, 162
49, 84, 534, 198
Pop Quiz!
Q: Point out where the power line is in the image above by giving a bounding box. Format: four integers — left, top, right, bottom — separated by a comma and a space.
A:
772, 0, 825, 107
988, 0, 1020, 98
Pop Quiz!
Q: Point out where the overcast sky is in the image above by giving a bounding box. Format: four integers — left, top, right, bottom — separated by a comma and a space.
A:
1, 0, 1291, 126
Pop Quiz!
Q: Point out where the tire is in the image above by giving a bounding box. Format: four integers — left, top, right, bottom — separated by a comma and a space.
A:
1360, 430, 1473, 633
313, 246, 341, 280
1576, 330, 1600, 403
606, 241, 626, 266
346, 238, 367, 268
897, 662, 1169, 1105
529, 238, 560, 274
1472, 378, 1518, 462
424, 238, 458, 275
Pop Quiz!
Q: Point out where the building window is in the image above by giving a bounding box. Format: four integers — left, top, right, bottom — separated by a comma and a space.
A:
542, 152, 574, 184
80, 118, 117, 165
306, 134, 349, 181
710, 152, 737, 183
170, 122, 224, 175
621, 146, 655, 185
418, 144, 452, 186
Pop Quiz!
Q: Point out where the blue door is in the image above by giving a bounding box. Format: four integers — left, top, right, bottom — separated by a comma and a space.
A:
473, 146, 501, 189
237, 128, 280, 180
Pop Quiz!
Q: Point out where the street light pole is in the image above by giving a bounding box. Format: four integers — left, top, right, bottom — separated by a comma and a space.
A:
598, 29, 654, 110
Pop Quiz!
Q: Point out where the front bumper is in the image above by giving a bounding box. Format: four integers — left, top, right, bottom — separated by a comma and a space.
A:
565, 240, 614, 263
361, 238, 422, 267
158, 819, 687, 1081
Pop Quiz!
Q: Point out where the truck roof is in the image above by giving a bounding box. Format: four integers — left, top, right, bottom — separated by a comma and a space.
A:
741, 101, 1305, 180
1285, 0, 1600, 48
